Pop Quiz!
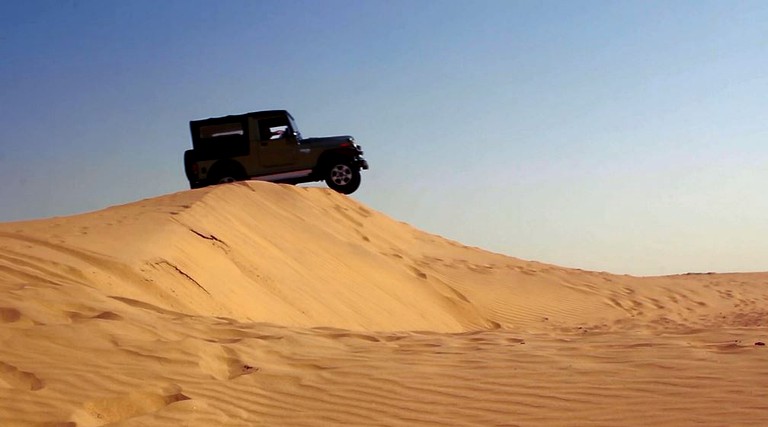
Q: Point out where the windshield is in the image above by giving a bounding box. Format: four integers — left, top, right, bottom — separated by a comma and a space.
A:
288, 114, 302, 140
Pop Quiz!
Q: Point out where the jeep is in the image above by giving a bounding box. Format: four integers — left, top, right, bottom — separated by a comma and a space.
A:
183, 110, 369, 194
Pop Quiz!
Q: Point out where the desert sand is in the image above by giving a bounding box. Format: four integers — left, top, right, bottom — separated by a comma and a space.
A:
0, 181, 766, 426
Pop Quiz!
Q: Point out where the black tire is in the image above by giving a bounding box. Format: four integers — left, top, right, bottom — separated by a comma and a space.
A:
325, 162, 361, 194
208, 161, 247, 185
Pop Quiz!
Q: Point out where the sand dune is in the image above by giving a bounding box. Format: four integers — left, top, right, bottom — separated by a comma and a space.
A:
0, 181, 766, 426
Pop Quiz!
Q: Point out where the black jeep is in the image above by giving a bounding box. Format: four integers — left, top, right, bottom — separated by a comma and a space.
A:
183, 110, 368, 194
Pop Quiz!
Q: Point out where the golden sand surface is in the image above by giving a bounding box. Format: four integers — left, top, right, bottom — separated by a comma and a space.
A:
0, 181, 766, 426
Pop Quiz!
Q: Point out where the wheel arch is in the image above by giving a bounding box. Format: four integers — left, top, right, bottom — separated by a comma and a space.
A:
315, 150, 354, 176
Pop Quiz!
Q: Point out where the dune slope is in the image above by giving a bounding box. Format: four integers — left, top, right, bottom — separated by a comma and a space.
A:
0, 181, 766, 426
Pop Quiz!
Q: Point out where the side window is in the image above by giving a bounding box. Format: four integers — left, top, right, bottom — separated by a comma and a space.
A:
199, 123, 244, 139
258, 117, 290, 140
194, 121, 248, 157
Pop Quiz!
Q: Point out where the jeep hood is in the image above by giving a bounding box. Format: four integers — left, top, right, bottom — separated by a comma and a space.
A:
300, 135, 355, 147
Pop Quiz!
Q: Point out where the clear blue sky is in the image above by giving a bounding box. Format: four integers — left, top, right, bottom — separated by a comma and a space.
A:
1, 0, 766, 275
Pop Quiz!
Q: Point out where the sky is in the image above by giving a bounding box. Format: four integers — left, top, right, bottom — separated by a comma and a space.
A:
1, 0, 766, 276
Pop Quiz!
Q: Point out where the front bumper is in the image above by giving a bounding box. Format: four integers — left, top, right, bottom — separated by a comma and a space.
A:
356, 157, 369, 170
354, 144, 369, 170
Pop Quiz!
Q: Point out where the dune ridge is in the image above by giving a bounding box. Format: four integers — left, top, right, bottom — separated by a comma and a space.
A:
0, 181, 766, 426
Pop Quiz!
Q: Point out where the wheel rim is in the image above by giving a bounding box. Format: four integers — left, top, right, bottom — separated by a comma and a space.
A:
218, 177, 236, 184
330, 164, 353, 186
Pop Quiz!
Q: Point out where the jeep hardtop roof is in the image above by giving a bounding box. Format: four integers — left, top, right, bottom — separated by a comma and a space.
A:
190, 110, 293, 126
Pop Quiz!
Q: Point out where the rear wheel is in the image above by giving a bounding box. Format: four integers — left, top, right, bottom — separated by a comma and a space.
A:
208, 161, 247, 185
216, 176, 237, 184
325, 162, 361, 194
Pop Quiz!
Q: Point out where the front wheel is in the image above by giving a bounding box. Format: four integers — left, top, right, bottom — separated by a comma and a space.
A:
325, 163, 361, 194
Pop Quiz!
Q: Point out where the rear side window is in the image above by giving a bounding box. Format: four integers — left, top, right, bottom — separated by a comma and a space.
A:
193, 121, 249, 158
199, 123, 244, 138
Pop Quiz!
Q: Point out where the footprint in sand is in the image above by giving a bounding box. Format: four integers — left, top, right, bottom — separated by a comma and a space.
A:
73, 385, 190, 426
0, 307, 22, 323
0, 361, 44, 391
197, 344, 260, 380
410, 266, 428, 279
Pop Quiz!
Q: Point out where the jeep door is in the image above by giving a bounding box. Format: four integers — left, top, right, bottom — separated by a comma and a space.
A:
255, 116, 299, 168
